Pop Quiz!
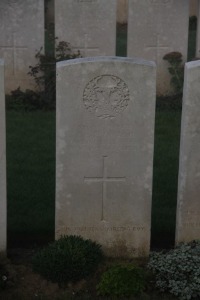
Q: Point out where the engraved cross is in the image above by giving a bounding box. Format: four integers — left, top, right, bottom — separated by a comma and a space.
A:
0, 32, 27, 75
84, 156, 126, 221
73, 33, 99, 57
145, 34, 170, 64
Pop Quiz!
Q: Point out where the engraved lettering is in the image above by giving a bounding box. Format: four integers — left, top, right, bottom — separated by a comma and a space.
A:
185, 210, 200, 216
59, 226, 146, 232
77, 0, 97, 2
148, 0, 172, 4
183, 222, 200, 228
83, 75, 130, 119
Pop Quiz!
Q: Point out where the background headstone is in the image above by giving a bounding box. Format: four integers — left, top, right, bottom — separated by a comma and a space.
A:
0, 60, 6, 253
127, 0, 189, 95
55, 0, 117, 57
56, 57, 156, 257
0, 0, 44, 93
176, 60, 200, 244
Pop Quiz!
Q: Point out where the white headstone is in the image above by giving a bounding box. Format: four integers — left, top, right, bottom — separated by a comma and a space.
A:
56, 57, 156, 257
0, 0, 44, 93
0, 60, 6, 253
176, 60, 200, 244
127, 0, 189, 95
55, 0, 117, 57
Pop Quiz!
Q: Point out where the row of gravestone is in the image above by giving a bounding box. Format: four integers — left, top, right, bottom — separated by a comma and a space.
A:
1, 56, 200, 257
47, 0, 199, 24
0, 0, 199, 95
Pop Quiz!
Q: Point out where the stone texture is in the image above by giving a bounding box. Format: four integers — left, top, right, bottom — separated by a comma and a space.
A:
176, 60, 200, 244
0, 60, 6, 253
0, 0, 44, 93
56, 57, 156, 257
127, 0, 189, 95
55, 0, 117, 57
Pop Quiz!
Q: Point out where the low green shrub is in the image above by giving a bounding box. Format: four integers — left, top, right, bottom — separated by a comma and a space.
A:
0, 255, 8, 290
32, 235, 104, 284
156, 94, 182, 111
6, 88, 42, 111
148, 240, 200, 300
97, 264, 145, 298
0, 274, 7, 290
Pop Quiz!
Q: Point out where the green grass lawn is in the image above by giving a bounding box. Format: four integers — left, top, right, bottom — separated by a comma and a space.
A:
6, 111, 55, 246
6, 107, 181, 249
151, 108, 181, 248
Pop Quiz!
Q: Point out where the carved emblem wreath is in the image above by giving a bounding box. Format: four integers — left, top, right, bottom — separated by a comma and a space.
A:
83, 75, 130, 119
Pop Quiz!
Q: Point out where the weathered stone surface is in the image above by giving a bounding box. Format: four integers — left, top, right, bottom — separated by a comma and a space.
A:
55, 0, 117, 57
56, 57, 156, 257
128, 0, 189, 95
0, 60, 6, 253
0, 0, 44, 93
176, 60, 200, 244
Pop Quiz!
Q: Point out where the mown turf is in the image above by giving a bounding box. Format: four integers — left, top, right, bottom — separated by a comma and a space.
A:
151, 109, 182, 248
6, 111, 55, 246
6, 106, 181, 249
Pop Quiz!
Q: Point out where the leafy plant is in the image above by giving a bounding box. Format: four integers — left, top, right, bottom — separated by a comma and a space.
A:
28, 39, 81, 109
148, 240, 200, 300
163, 51, 184, 95
8, 39, 81, 111
97, 264, 145, 298
0, 255, 8, 290
32, 235, 104, 285
6, 88, 42, 111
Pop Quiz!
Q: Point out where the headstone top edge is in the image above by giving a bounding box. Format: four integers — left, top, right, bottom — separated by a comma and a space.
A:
185, 60, 200, 69
57, 56, 156, 68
